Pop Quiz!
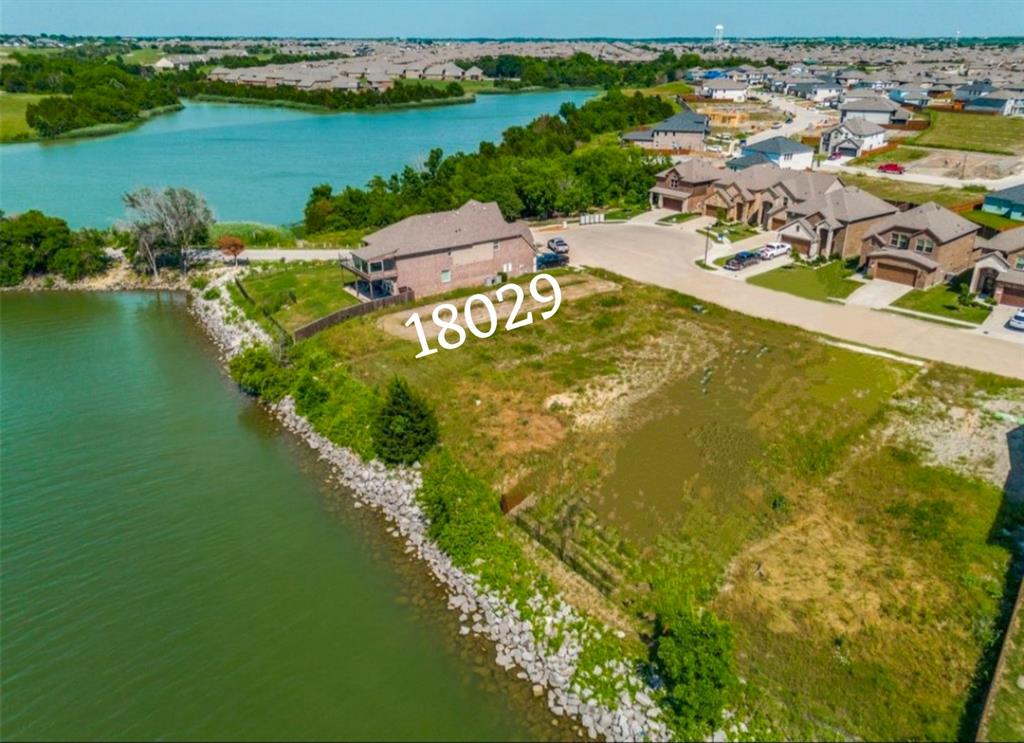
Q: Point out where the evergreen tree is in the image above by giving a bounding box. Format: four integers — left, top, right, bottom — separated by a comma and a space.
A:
372, 377, 439, 465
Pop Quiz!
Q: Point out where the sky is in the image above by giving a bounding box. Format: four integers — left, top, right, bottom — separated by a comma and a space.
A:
2, 0, 1022, 39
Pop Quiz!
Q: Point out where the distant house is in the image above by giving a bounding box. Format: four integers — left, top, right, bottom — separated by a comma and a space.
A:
776, 186, 898, 259
463, 65, 484, 81
791, 81, 843, 103
861, 202, 980, 288
424, 62, 464, 80
344, 200, 536, 299
619, 104, 709, 152
734, 136, 814, 171
982, 185, 1024, 221
964, 90, 1021, 116
647, 158, 723, 212
153, 54, 208, 71
819, 118, 887, 157
700, 79, 749, 102
969, 228, 1024, 306
838, 97, 911, 125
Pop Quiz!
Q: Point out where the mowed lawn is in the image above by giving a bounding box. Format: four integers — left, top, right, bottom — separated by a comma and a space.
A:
294, 267, 1023, 741
913, 110, 1024, 155
892, 273, 993, 324
747, 260, 862, 301
238, 262, 360, 332
0, 92, 46, 142
837, 172, 984, 208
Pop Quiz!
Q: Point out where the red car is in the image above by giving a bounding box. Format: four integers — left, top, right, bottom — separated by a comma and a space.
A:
877, 163, 905, 175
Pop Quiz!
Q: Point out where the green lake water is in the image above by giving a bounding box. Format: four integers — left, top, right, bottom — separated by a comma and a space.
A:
0, 291, 559, 741
0, 92, 593, 227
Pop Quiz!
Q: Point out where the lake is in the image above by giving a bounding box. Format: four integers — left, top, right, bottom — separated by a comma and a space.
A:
0, 91, 594, 228
0, 291, 563, 741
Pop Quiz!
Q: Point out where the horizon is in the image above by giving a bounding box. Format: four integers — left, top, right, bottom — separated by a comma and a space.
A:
3, 0, 1024, 40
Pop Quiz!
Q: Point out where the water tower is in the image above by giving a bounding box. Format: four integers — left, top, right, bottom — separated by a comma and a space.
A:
714, 24, 725, 46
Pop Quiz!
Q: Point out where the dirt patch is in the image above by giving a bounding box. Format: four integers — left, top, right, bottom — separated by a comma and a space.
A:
377, 275, 620, 343
886, 393, 1024, 500
904, 149, 1024, 180
717, 509, 943, 637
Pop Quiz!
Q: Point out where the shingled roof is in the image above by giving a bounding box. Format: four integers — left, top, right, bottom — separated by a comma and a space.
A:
354, 200, 531, 261
788, 186, 897, 227
864, 202, 980, 244
650, 103, 709, 134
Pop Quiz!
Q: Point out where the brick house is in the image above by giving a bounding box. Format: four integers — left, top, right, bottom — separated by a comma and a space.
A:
620, 104, 709, 152
862, 202, 980, 288
969, 228, 1024, 306
701, 164, 842, 228
776, 186, 898, 259
648, 158, 723, 212
344, 200, 536, 299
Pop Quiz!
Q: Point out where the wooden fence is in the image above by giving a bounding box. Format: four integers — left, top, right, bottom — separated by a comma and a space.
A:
975, 576, 1024, 741
292, 289, 415, 341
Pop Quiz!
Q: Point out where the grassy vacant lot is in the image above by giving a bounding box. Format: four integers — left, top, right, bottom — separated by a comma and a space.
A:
235, 262, 359, 332
837, 172, 985, 208
911, 111, 1024, 156
0, 92, 45, 142
748, 260, 862, 302
211, 222, 298, 247
116, 48, 165, 65
892, 273, 993, 325
292, 266, 1022, 740
851, 144, 930, 167
964, 211, 1024, 232
657, 212, 699, 225
622, 81, 693, 108
700, 221, 760, 242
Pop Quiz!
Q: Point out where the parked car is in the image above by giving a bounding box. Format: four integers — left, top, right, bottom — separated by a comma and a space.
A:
724, 251, 761, 271
828, 151, 843, 160
1008, 308, 1024, 331
878, 163, 906, 174
536, 251, 569, 270
758, 242, 791, 260
546, 237, 569, 254
771, 121, 783, 129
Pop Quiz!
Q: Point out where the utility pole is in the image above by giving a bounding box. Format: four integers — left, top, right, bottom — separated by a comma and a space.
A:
703, 226, 710, 267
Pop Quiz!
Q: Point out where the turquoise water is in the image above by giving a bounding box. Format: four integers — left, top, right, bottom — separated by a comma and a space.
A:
0, 291, 559, 741
0, 92, 593, 228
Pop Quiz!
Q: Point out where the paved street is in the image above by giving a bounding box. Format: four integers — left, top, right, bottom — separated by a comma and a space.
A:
549, 221, 1024, 380
819, 160, 1024, 190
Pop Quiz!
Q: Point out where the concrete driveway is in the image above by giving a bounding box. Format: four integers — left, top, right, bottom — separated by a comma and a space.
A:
975, 305, 1024, 346
845, 280, 913, 309
627, 208, 675, 225
546, 221, 1024, 380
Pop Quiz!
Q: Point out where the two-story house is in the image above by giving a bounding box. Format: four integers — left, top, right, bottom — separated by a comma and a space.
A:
862, 202, 980, 288
344, 200, 536, 299
969, 228, 1024, 306
648, 158, 723, 212
819, 118, 887, 157
776, 186, 898, 259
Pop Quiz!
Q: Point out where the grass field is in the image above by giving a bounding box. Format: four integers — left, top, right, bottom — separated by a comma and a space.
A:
964, 210, 1024, 232
911, 111, 1024, 156
235, 262, 360, 332
892, 272, 993, 324
657, 212, 699, 225
116, 48, 165, 65
836, 172, 984, 208
0, 92, 46, 142
747, 260, 862, 301
851, 145, 930, 166
211, 222, 298, 248
984, 591, 1024, 742
700, 221, 760, 243
277, 265, 1023, 740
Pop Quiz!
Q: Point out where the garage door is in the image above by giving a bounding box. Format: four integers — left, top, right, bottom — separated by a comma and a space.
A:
789, 238, 811, 256
662, 197, 684, 211
1000, 285, 1024, 307
874, 262, 918, 286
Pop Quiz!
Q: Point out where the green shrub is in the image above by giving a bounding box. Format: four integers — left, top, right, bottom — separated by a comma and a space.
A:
654, 608, 736, 735
189, 275, 211, 290
228, 344, 292, 401
202, 287, 221, 301
371, 377, 439, 465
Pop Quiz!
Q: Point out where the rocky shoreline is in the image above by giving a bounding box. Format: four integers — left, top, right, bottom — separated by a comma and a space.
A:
188, 270, 671, 742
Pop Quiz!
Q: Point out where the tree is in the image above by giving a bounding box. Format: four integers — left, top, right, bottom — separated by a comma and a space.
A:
217, 234, 245, 265
372, 377, 439, 465
653, 608, 736, 734
122, 187, 213, 275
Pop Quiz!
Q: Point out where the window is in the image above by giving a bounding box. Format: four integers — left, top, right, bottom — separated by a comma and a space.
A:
492, 241, 500, 251
670, 177, 681, 188
1016, 256, 1024, 270
502, 262, 512, 273
369, 261, 383, 273
440, 269, 452, 284
915, 237, 935, 254
889, 232, 909, 249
